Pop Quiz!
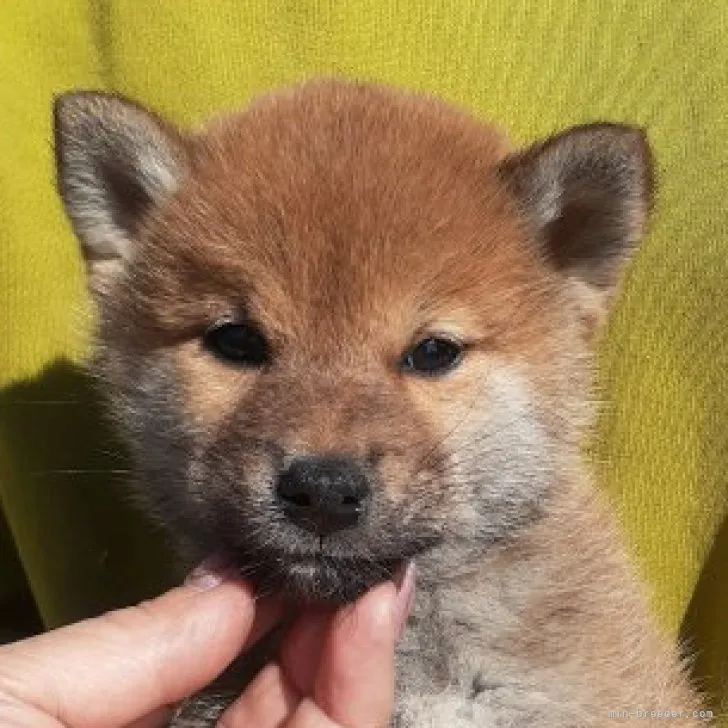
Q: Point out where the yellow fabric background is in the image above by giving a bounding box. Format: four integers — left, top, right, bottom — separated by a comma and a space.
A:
1, 0, 726, 718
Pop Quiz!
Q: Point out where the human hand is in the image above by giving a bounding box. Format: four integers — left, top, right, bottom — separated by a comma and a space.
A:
215, 562, 415, 728
0, 564, 413, 728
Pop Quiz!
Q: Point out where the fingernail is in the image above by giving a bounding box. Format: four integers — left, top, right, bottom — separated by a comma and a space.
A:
392, 561, 416, 641
184, 554, 231, 590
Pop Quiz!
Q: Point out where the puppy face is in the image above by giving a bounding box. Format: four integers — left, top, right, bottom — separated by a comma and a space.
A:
54, 81, 652, 602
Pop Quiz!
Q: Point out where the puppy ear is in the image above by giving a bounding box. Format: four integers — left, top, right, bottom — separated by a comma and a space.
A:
53, 91, 187, 293
498, 123, 654, 292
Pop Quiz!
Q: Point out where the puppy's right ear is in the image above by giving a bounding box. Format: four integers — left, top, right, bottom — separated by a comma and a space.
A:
53, 92, 187, 294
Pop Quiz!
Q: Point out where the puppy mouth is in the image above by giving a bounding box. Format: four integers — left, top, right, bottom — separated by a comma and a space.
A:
207, 513, 439, 604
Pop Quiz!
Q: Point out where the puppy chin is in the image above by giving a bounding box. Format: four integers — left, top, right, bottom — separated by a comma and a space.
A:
234, 548, 403, 604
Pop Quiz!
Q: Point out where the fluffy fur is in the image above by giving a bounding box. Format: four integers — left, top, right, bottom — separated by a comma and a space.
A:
53, 80, 706, 726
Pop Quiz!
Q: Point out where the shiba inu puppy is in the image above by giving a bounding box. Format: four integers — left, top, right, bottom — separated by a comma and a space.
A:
53, 80, 706, 726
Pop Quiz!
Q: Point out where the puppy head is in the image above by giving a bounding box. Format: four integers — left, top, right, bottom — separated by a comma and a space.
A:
54, 81, 652, 602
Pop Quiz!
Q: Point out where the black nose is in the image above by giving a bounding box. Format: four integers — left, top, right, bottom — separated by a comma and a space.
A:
276, 456, 371, 536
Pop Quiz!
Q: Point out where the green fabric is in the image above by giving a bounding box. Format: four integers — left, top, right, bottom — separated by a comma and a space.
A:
0, 0, 726, 718
0, 508, 30, 613
0, 508, 41, 641
0, 0, 180, 628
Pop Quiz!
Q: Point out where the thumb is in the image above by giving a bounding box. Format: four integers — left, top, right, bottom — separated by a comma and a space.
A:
0, 575, 282, 728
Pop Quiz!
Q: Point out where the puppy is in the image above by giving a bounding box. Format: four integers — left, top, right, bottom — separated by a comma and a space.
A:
53, 80, 707, 726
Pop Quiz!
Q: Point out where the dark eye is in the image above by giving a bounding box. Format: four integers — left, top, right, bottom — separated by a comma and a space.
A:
401, 337, 463, 375
203, 322, 270, 366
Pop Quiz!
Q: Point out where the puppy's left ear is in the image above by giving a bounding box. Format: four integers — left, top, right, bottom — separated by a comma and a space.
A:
498, 123, 654, 294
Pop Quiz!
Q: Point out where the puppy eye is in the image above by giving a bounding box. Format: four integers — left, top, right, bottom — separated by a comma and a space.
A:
203, 322, 270, 366
401, 337, 463, 375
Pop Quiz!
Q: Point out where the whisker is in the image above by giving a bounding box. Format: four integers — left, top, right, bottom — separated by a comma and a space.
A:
9, 399, 81, 406
31, 468, 132, 476
94, 447, 130, 462
412, 375, 493, 474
